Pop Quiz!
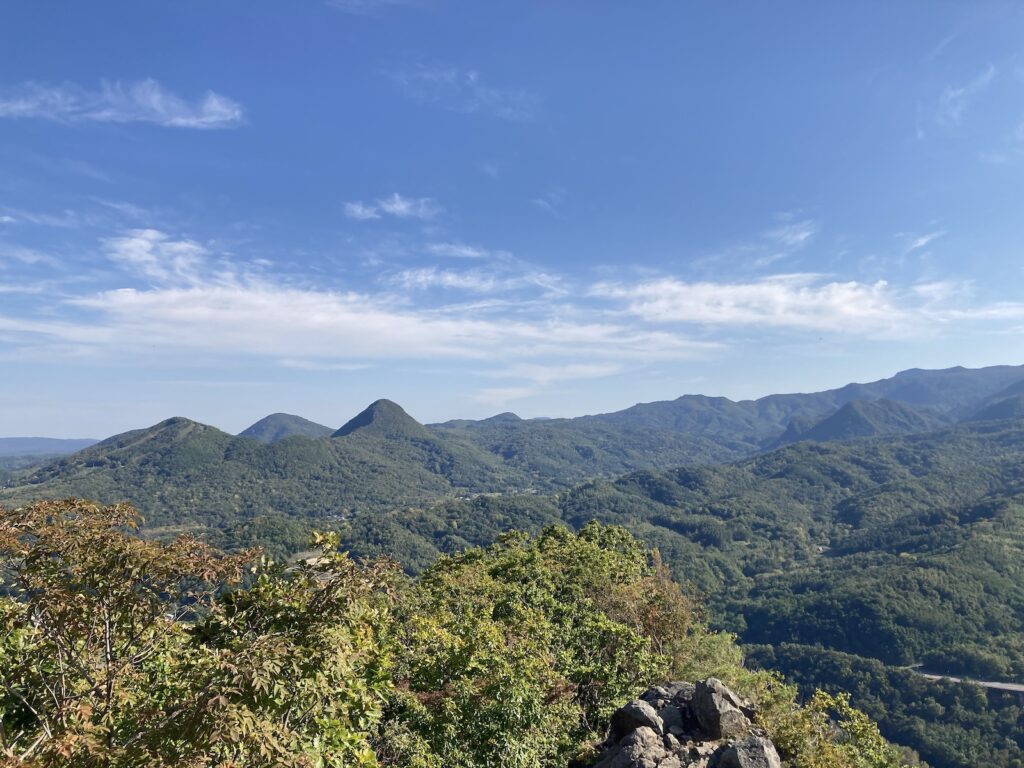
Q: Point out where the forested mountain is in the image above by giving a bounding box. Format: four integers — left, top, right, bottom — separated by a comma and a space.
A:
771, 398, 948, 446
5, 365, 1024, 766
336, 417, 1024, 768
237, 412, 334, 443
6, 365, 1023, 503
437, 364, 1024, 457
969, 386, 1024, 422
0, 412, 528, 553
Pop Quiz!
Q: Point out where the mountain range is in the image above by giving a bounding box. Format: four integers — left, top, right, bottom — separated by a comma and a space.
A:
4, 363, 1024, 766
4, 365, 1024, 526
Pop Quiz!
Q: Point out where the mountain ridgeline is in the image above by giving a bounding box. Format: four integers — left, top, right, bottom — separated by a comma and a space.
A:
3, 366, 1024, 545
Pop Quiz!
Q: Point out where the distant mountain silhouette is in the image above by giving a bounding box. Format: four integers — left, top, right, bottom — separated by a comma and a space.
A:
773, 398, 946, 446
969, 393, 1024, 422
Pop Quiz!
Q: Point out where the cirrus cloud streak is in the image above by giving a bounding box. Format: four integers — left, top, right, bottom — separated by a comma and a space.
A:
592, 273, 1024, 337
0, 79, 244, 129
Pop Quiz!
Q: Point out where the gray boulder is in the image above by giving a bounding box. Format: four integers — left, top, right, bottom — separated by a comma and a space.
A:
595, 726, 667, 768
659, 703, 684, 735
692, 679, 750, 740
665, 682, 696, 702
589, 680, 778, 768
714, 736, 782, 768
610, 699, 665, 741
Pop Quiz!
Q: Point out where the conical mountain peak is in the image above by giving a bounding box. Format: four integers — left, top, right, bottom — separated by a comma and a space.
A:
333, 399, 428, 439
239, 413, 334, 443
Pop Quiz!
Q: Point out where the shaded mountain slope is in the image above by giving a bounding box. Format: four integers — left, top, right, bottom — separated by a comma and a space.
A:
333, 399, 432, 439
970, 393, 1024, 422
967, 379, 1024, 422
773, 398, 947, 446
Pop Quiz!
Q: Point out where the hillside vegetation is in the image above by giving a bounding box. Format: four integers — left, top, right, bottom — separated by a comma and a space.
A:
0, 500, 907, 767
338, 418, 1024, 768
5, 365, 1024, 766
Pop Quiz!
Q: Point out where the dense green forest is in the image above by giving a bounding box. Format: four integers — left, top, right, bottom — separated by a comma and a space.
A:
6, 419, 1024, 765
5, 366, 1024, 767
336, 419, 1024, 768
9, 365, 1023, 538
0, 500, 908, 767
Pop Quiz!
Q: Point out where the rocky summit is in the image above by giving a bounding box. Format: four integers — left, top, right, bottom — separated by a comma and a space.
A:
584, 679, 781, 768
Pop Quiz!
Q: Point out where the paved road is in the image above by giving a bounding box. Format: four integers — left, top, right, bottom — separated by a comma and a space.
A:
918, 672, 1024, 694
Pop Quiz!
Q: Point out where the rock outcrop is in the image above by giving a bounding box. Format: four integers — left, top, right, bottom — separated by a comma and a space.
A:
587, 679, 781, 768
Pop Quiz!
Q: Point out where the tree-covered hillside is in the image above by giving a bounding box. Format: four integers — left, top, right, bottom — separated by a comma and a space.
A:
5, 369, 1024, 766
772, 398, 948, 446
337, 418, 1024, 768
237, 412, 335, 443
0, 411, 528, 551
0, 500, 907, 768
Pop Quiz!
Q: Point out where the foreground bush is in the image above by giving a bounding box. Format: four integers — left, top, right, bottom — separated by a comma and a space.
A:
0, 500, 396, 767
0, 500, 907, 767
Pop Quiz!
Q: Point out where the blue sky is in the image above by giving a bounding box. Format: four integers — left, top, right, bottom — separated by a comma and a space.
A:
2, 1, 1024, 437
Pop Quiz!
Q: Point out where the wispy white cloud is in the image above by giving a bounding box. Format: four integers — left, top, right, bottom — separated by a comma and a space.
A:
392, 267, 500, 293
326, 0, 412, 15
897, 229, 946, 253
0, 207, 84, 228
377, 193, 442, 219
425, 242, 491, 259
691, 216, 819, 273
532, 188, 566, 217
279, 359, 372, 372
93, 199, 154, 221
7, 219, 1023, 391
925, 33, 958, 63
58, 282, 710, 366
753, 218, 818, 267
0, 79, 244, 129
937, 64, 996, 126
390, 265, 565, 295
102, 229, 210, 286
471, 364, 624, 407
593, 274, 911, 335
912, 280, 960, 304
391, 65, 538, 121
343, 201, 381, 220
486, 362, 623, 386
473, 387, 536, 407
764, 219, 817, 249
592, 273, 1024, 337
0, 281, 55, 295
0, 227, 711, 370
344, 193, 442, 221
0, 244, 60, 268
